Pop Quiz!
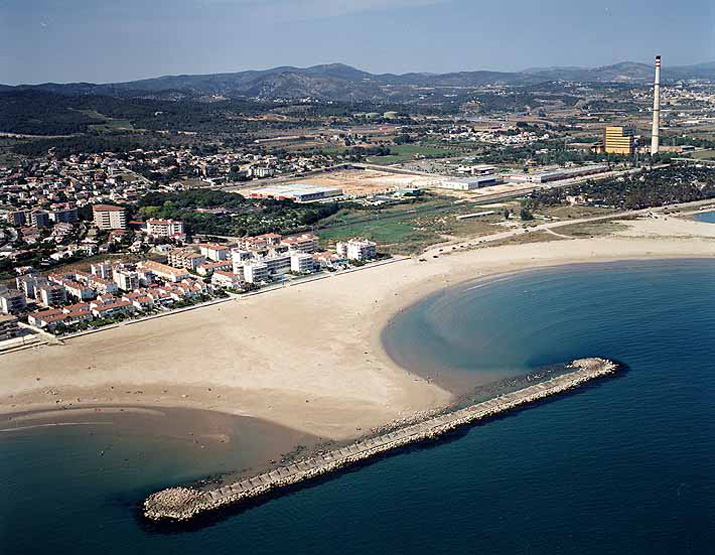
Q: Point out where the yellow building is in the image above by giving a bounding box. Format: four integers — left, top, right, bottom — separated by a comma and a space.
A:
603, 126, 634, 155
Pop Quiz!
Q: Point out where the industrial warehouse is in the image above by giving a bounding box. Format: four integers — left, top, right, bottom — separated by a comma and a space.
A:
249, 183, 343, 203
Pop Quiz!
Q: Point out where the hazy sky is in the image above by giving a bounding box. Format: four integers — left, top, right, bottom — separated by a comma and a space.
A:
1, 0, 714, 84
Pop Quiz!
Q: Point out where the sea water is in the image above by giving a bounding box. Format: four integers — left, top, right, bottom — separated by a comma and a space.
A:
1, 259, 713, 554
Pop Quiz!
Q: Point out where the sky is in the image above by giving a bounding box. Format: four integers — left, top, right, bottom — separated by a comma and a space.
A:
1, 0, 714, 85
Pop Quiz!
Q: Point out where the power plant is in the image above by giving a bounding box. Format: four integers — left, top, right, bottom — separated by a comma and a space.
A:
650, 55, 661, 155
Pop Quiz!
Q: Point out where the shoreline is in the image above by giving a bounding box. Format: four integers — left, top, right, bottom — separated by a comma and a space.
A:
378, 257, 715, 394
0, 404, 319, 477
2, 227, 715, 442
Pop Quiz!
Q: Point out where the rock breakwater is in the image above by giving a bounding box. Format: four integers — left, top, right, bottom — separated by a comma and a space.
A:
144, 357, 620, 522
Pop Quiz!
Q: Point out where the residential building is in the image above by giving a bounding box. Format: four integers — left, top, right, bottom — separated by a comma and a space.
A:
90, 299, 135, 319
122, 292, 154, 311
168, 247, 206, 270
211, 270, 243, 289
282, 233, 318, 253
0, 289, 27, 314
29, 210, 51, 229
197, 260, 233, 276
260, 254, 292, 276
91, 262, 114, 280
139, 260, 191, 283
290, 252, 315, 273
49, 205, 78, 223
36, 284, 67, 307
244, 261, 269, 283
199, 243, 230, 261
28, 309, 71, 330
336, 238, 377, 261
0, 314, 23, 341
7, 210, 26, 226
16, 274, 48, 299
145, 218, 185, 239
112, 268, 140, 292
93, 204, 127, 230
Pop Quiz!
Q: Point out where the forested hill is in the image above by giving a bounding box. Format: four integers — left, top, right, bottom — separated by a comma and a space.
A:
5, 61, 715, 102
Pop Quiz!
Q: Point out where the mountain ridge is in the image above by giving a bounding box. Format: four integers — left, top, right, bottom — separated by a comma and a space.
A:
3, 61, 714, 102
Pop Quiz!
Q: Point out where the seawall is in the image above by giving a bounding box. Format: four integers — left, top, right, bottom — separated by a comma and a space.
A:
143, 357, 620, 522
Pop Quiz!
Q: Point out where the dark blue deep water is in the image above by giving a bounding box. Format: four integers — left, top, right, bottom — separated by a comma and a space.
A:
2, 259, 714, 554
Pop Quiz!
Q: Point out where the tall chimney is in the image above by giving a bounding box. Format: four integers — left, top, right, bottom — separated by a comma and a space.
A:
650, 55, 661, 155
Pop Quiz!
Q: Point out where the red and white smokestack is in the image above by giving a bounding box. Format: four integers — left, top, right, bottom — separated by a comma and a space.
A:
650, 55, 661, 155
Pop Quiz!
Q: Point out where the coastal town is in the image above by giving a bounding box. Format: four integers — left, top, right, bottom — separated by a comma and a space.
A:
3, 0, 715, 552
0, 198, 378, 337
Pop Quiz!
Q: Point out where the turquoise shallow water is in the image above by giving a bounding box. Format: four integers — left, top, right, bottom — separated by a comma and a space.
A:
693, 211, 715, 223
2, 259, 714, 554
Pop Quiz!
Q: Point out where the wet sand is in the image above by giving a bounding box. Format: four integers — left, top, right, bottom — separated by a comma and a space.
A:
0, 405, 318, 475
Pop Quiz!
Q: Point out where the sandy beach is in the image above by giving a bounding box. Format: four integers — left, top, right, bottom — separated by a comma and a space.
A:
1, 215, 714, 441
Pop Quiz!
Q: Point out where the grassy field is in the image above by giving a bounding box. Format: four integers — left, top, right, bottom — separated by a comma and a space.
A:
556, 220, 629, 237
366, 144, 458, 164
478, 231, 567, 248
76, 109, 137, 133
316, 199, 507, 254
690, 149, 715, 160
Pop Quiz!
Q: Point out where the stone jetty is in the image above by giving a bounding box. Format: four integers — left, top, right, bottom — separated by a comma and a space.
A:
144, 357, 620, 522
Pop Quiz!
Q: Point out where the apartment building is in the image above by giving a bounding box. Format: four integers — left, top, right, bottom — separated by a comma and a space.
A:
336, 238, 378, 261
282, 233, 318, 253
92, 204, 127, 230
197, 260, 233, 276
113, 268, 141, 292
16, 274, 49, 299
0, 289, 27, 314
199, 243, 230, 261
139, 260, 191, 283
145, 218, 185, 239
290, 252, 315, 273
211, 270, 243, 289
244, 261, 269, 284
0, 314, 23, 341
36, 284, 67, 307
168, 247, 206, 271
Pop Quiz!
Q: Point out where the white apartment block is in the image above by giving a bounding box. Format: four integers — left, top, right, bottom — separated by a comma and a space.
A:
244, 262, 269, 284
0, 289, 27, 314
290, 252, 315, 273
199, 243, 230, 261
16, 274, 48, 298
91, 262, 113, 280
260, 254, 292, 276
168, 248, 206, 270
211, 271, 243, 289
92, 204, 127, 230
336, 238, 377, 261
113, 268, 140, 292
282, 233, 318, 253
145, 218, 185, 239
